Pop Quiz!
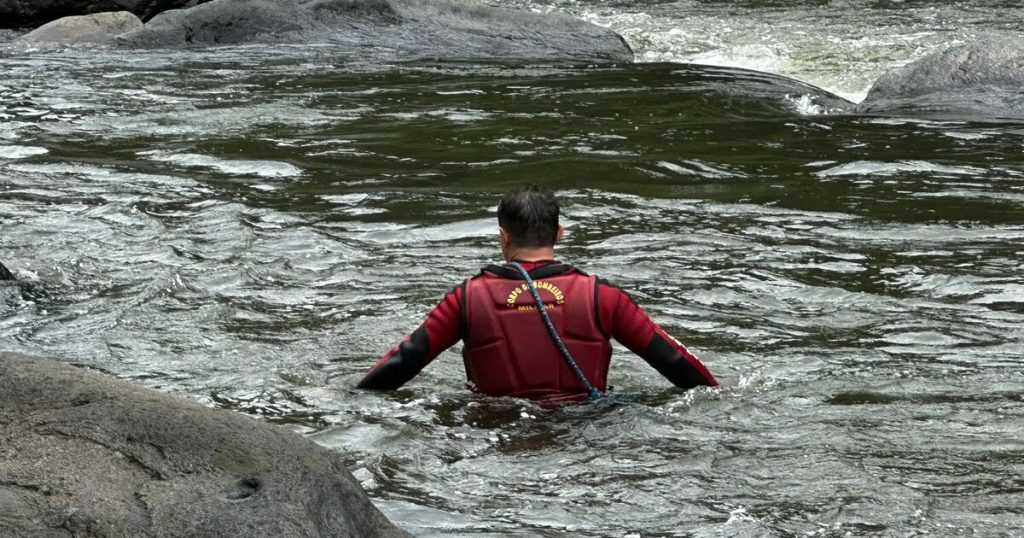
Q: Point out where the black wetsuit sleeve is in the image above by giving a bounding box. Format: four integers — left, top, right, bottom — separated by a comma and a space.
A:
597, 280, 718, 388
642, 332, 718, 389
356, 284, 464, 390
357, 326, 431, 390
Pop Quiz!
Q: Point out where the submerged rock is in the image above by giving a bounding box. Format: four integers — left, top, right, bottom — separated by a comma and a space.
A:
15, 11, 143, 45
0, 263, 16, 312
0, 0, 207, 29
115, 0, 633, 63
858, 39, 1024, 118
0, 353, 411, 537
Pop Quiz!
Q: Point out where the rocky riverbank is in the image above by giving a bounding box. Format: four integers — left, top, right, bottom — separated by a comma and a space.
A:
0, 353, 411, 537
856, 38, 1024, 118
0, 0, 207, 29
5, 0, 634, 63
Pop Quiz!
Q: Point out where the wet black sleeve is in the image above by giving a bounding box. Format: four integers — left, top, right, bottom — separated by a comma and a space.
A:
598, 281, 718, 388
356, 326, 431, 390
643, 333, 718, 389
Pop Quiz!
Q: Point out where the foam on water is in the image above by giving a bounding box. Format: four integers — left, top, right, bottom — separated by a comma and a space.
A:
785, 94, 829, 116
0, 145, 48, 159
545, 0, 1022, 101
815, 160, 986, 178
912, 185, 1024, 201
383, 108, 492, 122
657, 159, 746, 179
139, 150, 305, 179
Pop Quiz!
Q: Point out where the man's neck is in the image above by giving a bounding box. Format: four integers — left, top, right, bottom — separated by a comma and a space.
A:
504, 246, 556, 263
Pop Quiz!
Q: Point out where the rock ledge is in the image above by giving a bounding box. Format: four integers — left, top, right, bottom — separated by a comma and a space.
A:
0, 352, 410, 538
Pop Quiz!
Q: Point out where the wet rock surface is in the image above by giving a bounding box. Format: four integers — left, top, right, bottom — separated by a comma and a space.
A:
0, 0, 206, 29
114, 0, 633, 62
0, 353, 411, 538
858, 38, 1024, 118
0, 264, 17, 316
14, 11, 143, 45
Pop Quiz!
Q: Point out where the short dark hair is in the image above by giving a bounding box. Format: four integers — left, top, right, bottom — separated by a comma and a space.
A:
497, 186, 560, 247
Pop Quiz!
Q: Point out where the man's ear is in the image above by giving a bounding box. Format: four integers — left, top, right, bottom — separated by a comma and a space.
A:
499, 227, 510, 246
555, 225, 564, 243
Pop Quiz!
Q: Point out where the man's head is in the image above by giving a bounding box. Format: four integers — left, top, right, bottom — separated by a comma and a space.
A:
497, 186, 563, 260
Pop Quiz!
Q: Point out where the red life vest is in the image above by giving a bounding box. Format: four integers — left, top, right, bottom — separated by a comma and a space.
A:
461, 265, 611, 403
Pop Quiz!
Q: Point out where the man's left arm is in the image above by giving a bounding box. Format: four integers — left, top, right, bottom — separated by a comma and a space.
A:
357, 286, 464, 390
598, 280, 719, 388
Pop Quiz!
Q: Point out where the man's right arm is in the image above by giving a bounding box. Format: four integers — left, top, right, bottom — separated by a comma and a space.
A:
356, 285, 464, 390
597, 279, 718, 388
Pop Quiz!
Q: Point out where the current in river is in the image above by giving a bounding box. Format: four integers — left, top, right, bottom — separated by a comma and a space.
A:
1, 1, 1023, 536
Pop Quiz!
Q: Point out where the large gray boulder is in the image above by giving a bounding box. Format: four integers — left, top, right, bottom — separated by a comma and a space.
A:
858, 38, 1024, 118
115, 0, 634, 63
0, 0, 207, 29
0, 353, 411, 538
14, 11, 143, 45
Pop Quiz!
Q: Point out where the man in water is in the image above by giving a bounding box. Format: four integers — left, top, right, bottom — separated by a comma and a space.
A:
357, 186, 717, 403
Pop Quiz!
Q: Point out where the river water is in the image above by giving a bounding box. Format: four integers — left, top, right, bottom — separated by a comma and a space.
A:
2, 1, 1023, 536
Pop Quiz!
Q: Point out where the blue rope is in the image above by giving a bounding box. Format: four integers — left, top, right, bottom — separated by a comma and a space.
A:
509, 262, 601, 401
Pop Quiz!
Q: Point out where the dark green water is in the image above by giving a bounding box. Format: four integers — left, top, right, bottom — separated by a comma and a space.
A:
2, 5, 1024, 535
